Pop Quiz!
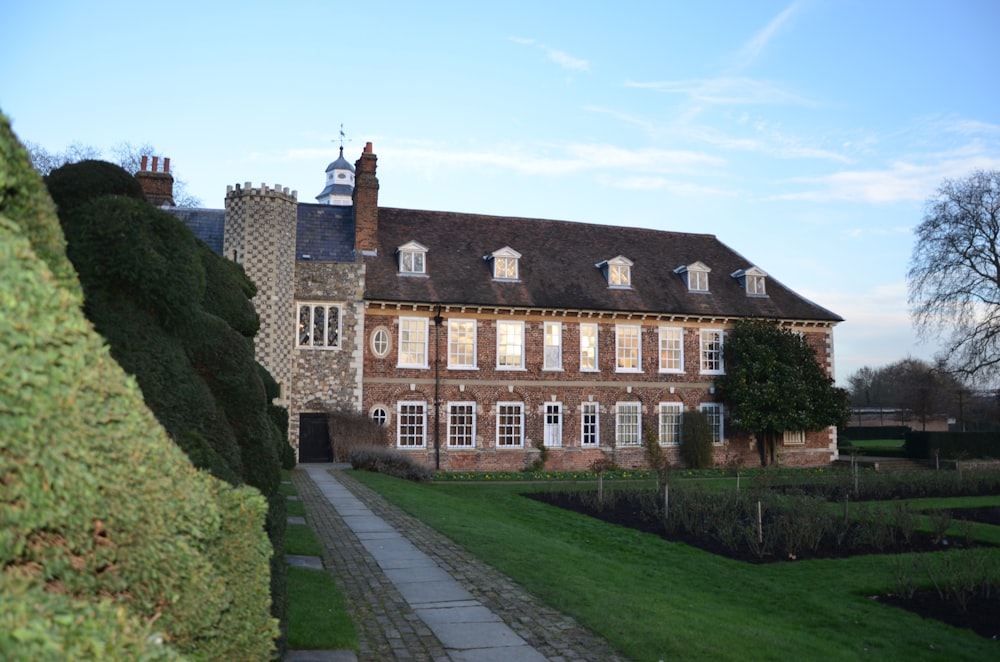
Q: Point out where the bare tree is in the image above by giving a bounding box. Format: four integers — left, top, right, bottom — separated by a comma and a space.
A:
908, 170, 1000, 385
25, 140, 201, 206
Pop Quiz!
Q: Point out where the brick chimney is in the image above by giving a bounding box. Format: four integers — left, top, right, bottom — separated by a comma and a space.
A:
135, 155, 176, 207
353, 142, 379, 255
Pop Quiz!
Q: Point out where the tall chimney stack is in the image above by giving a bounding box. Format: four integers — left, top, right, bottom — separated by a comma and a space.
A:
134, 154, 176, 207
353, 142, 379, 256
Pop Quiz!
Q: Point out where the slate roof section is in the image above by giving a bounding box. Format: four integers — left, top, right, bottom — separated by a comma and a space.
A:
296, 203, 355, 262
365, 208, 842, 323
168, 208, 225, 254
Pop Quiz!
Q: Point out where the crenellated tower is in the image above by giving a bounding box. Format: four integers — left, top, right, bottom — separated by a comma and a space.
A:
224, 182, 299, 400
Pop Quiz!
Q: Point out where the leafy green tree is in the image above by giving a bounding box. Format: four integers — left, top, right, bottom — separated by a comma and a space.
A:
715, 318, 848, 466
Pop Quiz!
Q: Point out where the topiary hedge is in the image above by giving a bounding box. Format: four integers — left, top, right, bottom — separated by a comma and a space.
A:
0, 113, 278, 659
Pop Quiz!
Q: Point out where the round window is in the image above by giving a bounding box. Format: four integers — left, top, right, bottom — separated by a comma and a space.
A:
371, 407, 389, 427
371, 327, 391, 358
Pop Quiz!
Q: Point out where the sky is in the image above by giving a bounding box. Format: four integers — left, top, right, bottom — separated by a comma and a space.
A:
3, 0, 999, 385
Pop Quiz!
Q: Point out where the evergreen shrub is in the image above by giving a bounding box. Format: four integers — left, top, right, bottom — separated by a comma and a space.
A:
681, 410, 715, 469
349, 447, 435, 482
1, 116, 278, 658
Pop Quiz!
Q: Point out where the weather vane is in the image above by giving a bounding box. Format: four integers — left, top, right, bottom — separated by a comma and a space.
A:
335, 123, 349, 152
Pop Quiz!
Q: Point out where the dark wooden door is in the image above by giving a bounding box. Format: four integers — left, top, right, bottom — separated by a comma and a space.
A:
298, 413, 332, 463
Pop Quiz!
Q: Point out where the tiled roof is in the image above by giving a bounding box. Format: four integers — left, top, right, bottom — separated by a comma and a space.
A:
296, 203, 355, 262
365, 208, 842, 323
314, 183, 354, 200
168, 208, 225, 254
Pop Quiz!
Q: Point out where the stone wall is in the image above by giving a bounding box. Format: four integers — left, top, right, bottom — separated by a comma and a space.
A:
224, 183, 298, 395
287, 260, 366, 454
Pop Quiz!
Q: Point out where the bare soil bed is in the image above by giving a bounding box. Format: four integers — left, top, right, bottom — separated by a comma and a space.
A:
527, 493, 1000, 639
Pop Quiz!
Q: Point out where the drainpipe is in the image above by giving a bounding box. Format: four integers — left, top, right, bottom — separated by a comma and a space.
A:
433, 306, 443, 470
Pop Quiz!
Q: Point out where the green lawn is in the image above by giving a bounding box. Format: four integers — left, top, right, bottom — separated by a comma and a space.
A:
350, 470, 999, 661
287, 566, 357, 651
282, 472, 358, 652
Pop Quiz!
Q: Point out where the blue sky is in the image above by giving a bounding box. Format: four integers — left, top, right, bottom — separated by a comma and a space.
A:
3, 0, 999, 384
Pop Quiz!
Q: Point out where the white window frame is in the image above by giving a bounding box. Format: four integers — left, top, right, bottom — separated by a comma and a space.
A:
747, 274, 766, 296
658, 402, 683, 446
581, 402, 600, 447
599, 255, 633, 289
700, 402, 724, 446
699, 329, 724, 375
544, 322, 562, 370
398, 317, 429, 368
615, 325, 642, 373
783, 430, 806, 446
658, 326, 684, 373
616, 401, 642, 447
580, 323, 599, 372
297, 303, 342, 349
675, 262, 711, 293
732, 267, 768, 297
397, 401, 427, 448
496, 402, 524, 448
488, 246, 521, 281
397, 241, 428, 275
371, 406, 389, 427
447, 319, 477, 369
448, 401, 476, 448
543, 402, 563, 447
370, 327, 391, 358
496, 320, 525, 370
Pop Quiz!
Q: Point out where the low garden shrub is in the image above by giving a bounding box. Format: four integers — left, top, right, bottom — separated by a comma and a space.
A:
329, 412, 389, 462
349, 446, 435, 482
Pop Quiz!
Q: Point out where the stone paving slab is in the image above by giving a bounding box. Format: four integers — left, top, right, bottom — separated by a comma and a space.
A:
285, 554, 324, 570
291, 465, 627, 662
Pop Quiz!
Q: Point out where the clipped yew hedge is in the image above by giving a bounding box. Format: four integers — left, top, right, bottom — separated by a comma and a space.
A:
0, 114, 278, 659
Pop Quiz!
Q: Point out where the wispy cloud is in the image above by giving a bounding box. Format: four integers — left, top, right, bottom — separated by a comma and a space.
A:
735, 2, 801, 70
626, 77, 813, 106
509, 36, 589, 72
774, 146, 1000, 203
689, 123, 850, 162
381, 142, 722, 179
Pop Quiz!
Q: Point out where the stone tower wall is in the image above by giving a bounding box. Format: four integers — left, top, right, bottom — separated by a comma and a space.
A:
287, 261, 366, 454
224, 183, 298, 396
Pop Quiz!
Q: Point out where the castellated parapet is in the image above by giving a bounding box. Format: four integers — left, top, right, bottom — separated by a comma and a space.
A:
224, 183, 299, 398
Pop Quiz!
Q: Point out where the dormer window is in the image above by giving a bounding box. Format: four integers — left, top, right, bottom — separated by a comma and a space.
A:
397, 241, 428, 275
732, 267, 768, 297
675, 262, 711, 292
596, 255, 633, 288
485, 246, 521, 281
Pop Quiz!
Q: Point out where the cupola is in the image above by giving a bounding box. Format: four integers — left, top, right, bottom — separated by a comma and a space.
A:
315, 146, 356, 205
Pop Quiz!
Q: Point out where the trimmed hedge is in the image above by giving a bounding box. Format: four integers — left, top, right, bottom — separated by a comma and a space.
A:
905, 431, 1000, 460
840, 426, 911, 441
1, 115, 278, 658
349, 447, 435, 482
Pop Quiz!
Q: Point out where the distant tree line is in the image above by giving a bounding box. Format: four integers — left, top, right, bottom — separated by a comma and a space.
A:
845, 358, 999, 431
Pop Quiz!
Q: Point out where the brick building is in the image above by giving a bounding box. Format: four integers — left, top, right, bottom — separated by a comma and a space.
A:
150, 143, 843, 470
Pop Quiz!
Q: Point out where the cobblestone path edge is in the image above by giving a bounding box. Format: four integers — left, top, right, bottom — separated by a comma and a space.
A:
291, 468, 627, 662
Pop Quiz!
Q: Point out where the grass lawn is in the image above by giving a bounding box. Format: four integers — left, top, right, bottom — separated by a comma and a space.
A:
350, 470, 999, 661
286, 566, 358, 651
282, 471, 358, 652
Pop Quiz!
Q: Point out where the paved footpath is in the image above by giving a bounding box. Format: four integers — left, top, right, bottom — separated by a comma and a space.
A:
291, 464, 626, 662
